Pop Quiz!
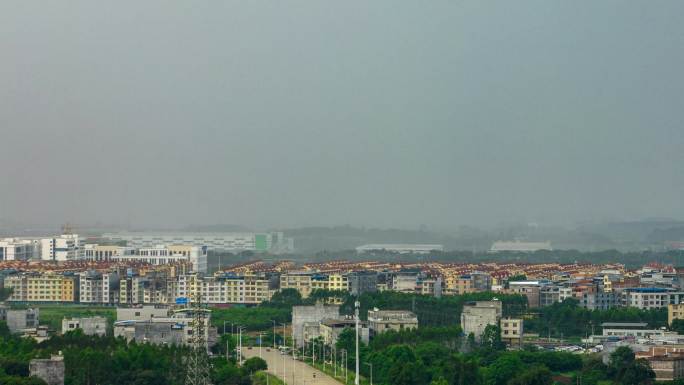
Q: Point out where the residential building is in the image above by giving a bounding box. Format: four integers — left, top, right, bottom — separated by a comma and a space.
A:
626, 288, 674, 310
500, 317, 523, 347
320, 318, 369, 345
449, 272, 492, 295
78, 271, 119, 304
540, 286, 561, 306
669, 303, 684, 326
508, 281, 544, 308
281, 272, 314, 298
177, 273, 271, 305
391, 271, 420, 293
311, 273, 349, 292
636, 348, 684, 382
30, 355, 65, 385
581, 291, 622, 310
119, 272, 175, 305
114, 308, 216, 350
367, 309, 418, 335
461, 301, 502, 340
292, 303, 340, 347
116, 305, 169, 321
61, 317, 107, 336
5, 308, 39, 333
419, 277, 443, 297
3, 273, 78, 302
348, 271, 378, 296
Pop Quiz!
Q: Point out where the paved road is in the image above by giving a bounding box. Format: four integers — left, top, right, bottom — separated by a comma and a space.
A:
243, 347, 342, 385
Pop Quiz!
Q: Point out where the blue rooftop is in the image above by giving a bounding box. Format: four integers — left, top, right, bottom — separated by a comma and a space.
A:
627, 287, 670, 293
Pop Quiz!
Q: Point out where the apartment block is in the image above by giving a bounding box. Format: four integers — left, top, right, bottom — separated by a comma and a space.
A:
4, 273, 78, 302
79, 271, 119, 304
177, 273, 271, 304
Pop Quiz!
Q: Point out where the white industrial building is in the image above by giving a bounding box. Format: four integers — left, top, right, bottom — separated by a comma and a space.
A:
102, 231, 293, 253
355, 244, 444, 254
40, 234, 80, 261
0, 238, 39, 261
112, 245, 207, 273
490, 240, 552, 253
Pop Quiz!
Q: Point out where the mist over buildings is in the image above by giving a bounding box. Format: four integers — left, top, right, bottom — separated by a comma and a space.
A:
1, 1, 683, 232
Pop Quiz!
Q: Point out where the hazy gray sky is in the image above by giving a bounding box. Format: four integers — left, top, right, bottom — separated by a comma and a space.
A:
1, 1, 683, 230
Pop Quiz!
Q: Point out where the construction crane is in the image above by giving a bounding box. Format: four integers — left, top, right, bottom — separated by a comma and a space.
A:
185, 274, 213, 385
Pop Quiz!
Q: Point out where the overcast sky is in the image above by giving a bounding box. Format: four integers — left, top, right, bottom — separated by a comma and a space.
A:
1, 1, 683, 231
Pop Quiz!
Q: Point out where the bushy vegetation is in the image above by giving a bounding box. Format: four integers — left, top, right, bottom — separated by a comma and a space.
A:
526, 298, 667, 338
341, 291, 528, 326
0, 323, 266, 385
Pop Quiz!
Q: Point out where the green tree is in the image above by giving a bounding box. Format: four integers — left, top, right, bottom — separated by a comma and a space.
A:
242, 357, 267, 374
608, 346, 655, 385
484, 354, 525, 385
507, 365, 553, 385
481, 325, 506, 351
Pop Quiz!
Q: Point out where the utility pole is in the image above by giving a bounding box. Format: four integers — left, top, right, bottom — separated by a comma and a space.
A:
185, 274, 212, 385
355, 300, 360, 385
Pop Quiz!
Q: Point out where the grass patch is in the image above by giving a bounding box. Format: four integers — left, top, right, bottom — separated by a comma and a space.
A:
252, 371, 286, 385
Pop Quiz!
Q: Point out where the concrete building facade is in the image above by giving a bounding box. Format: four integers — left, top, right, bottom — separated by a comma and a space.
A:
461, 301, 502, 340
62, 316, 107, 336
30, 355, 65, 385
367, 309, 418, 335
292, 303, 340, 347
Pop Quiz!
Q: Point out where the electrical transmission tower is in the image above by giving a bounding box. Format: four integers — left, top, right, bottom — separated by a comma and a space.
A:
185, 274, 213, 385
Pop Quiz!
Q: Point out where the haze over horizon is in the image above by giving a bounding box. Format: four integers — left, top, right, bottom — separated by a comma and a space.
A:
2, 1, 683, 231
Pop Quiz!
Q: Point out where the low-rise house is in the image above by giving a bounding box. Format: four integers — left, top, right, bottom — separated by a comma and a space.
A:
500, 317, 523, 347
62, 316, 107, 336
367, 309, 418, 335
320, 318, 369, 345
5, 308, 39, 333
30, 354, 65, 385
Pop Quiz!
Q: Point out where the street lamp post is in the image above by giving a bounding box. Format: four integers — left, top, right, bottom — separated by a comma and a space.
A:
280, 323, 287, 379
365, 363, 373, 385
258, 333, 264, 359
237, 326, 246, 366
341, 349, 348, 384
271, 320, 277, 348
